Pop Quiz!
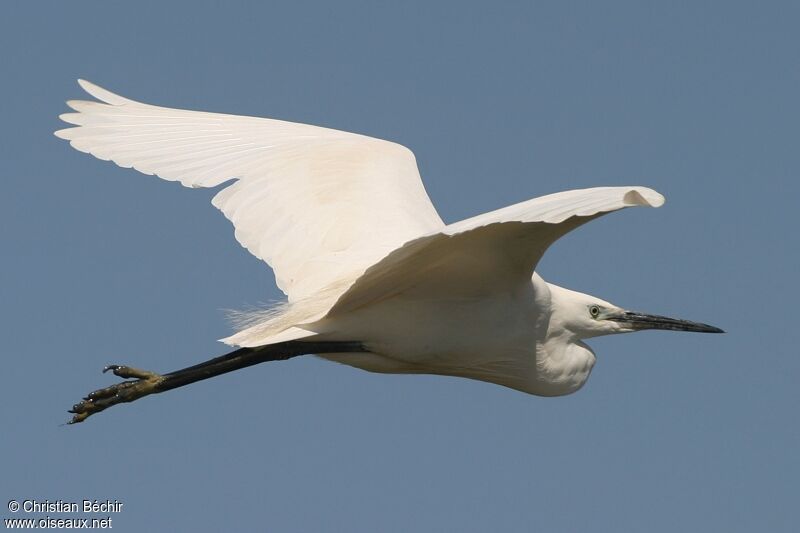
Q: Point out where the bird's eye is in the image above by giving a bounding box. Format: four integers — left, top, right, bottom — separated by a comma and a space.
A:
589, 305, 600, 318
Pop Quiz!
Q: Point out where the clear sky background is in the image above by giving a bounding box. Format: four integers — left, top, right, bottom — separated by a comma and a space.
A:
2, 1, 798, 531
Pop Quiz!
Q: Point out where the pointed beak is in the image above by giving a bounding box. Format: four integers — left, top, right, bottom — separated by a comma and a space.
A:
607, 310, 724, 333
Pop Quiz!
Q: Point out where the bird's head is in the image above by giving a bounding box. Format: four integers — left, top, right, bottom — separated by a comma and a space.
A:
547, 284, 724, 340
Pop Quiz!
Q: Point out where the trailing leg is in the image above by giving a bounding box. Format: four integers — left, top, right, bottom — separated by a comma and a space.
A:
67, 341, 365, 424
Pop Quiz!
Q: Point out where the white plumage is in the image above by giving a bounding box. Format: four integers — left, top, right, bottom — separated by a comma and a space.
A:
58, 81, 719, 397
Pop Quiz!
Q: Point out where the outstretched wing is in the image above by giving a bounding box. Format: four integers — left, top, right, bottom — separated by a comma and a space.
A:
55, 80, 444, 302
328, 187, 665, 314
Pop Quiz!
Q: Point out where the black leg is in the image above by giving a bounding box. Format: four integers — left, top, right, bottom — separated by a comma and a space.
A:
68, 340, 365, 424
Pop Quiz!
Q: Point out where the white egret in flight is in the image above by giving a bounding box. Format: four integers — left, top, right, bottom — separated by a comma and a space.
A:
56, 80, 722, 423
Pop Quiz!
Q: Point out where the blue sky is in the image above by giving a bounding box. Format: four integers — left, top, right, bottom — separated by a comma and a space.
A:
2, 1, 797, 531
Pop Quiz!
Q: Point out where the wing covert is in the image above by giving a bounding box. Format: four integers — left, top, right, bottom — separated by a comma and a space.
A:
328, 186, 665, 315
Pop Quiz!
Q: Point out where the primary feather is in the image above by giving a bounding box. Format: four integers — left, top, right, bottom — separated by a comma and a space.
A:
56, 80, 444, 304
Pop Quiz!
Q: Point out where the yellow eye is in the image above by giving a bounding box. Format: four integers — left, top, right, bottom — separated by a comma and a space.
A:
589, 305, 600, 318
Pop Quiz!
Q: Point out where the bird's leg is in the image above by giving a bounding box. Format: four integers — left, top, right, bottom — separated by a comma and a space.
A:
67, 341, 365, 424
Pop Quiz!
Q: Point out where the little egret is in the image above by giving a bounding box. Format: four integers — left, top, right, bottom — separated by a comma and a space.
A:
57, 80, 722, 423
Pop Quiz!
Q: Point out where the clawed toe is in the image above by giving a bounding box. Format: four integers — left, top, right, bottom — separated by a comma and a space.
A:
103, 364, 161, 380
67, 365, 165, 424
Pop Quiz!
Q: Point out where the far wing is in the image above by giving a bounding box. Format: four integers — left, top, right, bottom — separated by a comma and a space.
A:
328, 187, 665, 314
56, 80, 444, 302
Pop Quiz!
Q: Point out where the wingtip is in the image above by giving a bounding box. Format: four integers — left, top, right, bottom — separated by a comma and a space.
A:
76, 78, 97, 95
76, 78, 133, 105
623, 187, 666, 208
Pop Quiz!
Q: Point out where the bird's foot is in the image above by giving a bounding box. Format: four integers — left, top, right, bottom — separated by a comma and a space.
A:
68, 365, 165, 424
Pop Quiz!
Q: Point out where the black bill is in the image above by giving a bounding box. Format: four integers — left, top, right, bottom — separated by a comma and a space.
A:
608, 311, 724, 333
